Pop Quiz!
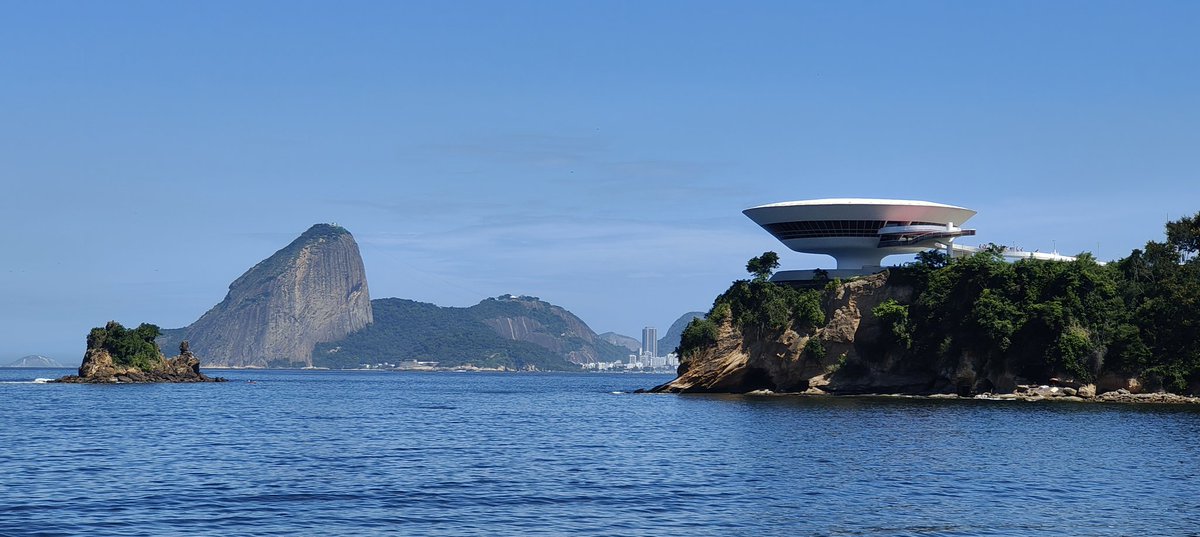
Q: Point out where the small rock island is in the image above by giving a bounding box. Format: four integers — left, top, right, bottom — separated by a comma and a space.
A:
55, 321, 225, 383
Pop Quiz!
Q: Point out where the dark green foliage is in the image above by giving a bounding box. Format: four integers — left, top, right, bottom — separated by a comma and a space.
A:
89, 321, 163, 371
679, 318, 719, 354
896, 215, 1200, 390
677, 254, 825, 357
804, 336, 827, 361
1110, 224, 1200, 391
312, 298, 600, 370
871, 299, 911, 349
711, 279, 824, 334
746, 251, 781, 281
1165, 211, 1200, 259
914, 249, 950, 270
900, 246, 1120, 382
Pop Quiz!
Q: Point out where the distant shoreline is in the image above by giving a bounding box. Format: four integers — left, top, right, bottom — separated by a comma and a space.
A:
198, 366, 673, 374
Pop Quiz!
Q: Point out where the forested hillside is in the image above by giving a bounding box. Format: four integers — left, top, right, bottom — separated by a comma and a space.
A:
313, 295, 627, 370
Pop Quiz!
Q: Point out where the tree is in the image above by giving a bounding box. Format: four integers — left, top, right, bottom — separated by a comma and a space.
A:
914, 249, 949, 269
1166, 212, 1200, 261
872, 299, 912, 349
88, 320, 163, 371
746, 251, 780, 281
679, 318, 719, 356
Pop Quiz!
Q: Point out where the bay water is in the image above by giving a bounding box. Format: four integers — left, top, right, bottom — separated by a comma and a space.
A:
2, 368, 1198, 536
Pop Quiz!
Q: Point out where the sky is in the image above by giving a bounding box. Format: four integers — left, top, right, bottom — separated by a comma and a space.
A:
2, 0, 1198, 360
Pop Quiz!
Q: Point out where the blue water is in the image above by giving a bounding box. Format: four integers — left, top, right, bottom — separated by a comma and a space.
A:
2, 368, 1199, 536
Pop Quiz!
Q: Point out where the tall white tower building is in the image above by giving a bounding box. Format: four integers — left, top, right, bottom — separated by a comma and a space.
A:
641, 327, 658, 358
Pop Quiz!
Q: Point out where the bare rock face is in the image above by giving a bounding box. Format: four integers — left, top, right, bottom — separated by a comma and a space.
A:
162, 224, 373, 367
653, 271, 931, 394
56, 341, 224, 383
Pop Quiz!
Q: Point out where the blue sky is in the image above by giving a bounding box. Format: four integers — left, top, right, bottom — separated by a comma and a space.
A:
2, 1, 1198, 359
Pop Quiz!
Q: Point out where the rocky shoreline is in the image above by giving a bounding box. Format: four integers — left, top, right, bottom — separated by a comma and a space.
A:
54, 339, 225, 384
665, 386, 1200, 405
652, 271, 1200, 403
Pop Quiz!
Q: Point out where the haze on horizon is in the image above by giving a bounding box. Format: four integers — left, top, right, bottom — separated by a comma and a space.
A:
2, 1, 1198, 359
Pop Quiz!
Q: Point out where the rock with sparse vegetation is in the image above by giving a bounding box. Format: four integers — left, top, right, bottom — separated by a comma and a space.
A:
55, 321, 225, 383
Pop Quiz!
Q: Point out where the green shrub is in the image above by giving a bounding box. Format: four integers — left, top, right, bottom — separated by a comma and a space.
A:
871, 299, 911, 349
710, 302, 732, 323
90, 321, 163, 371
804, 336, 826, 361
679, 318, 719, 356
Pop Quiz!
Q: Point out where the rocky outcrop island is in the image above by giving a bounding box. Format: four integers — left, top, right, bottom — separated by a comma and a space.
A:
56, 321, 225, 383
653, 212, 1200, 404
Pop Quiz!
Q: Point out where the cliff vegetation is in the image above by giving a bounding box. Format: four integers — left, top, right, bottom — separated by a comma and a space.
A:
663, 213, 1200, 397
88, 321, 164, 371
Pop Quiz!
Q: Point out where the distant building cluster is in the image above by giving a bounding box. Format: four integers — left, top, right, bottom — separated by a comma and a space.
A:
582, 325, 679, 372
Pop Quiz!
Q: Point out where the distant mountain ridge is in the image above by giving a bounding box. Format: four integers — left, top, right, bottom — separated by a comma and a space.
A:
314, 295, 628, 370
599, 332, 640, 353
7, 355, 64, 368
658, 311, 706, 355
153, 224, 646, 370
160, 224, 373, 367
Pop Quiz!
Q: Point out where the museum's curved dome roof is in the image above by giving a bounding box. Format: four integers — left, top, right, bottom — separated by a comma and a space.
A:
744, 198, 976, 225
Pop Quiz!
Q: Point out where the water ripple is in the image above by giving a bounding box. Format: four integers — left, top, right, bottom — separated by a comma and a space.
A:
2, 369, 1199, 536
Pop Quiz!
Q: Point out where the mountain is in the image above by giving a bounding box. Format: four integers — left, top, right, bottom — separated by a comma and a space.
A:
7, 355, 64, 368
314, 295, 628, 370
160, 224, 373, 367
599, 332, 640, 353
657, 311, 705, 355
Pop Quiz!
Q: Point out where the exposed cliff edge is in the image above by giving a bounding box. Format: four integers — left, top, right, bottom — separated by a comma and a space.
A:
652, 272, 929, 394
160, 224, 373, 367
56, 322, 224, 383
653, 243, 1200, 403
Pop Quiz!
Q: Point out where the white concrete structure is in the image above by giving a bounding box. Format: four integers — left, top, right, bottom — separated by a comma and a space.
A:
744, 198, 978, 271
745, 198, 1087, 280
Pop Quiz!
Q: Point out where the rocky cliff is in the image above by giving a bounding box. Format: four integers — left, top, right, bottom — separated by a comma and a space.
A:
56, 323, 223, 383
56, 344, 223, 384
161, 224, 372, 367
653, 272, 924, 394
652, 269, 1197, 401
